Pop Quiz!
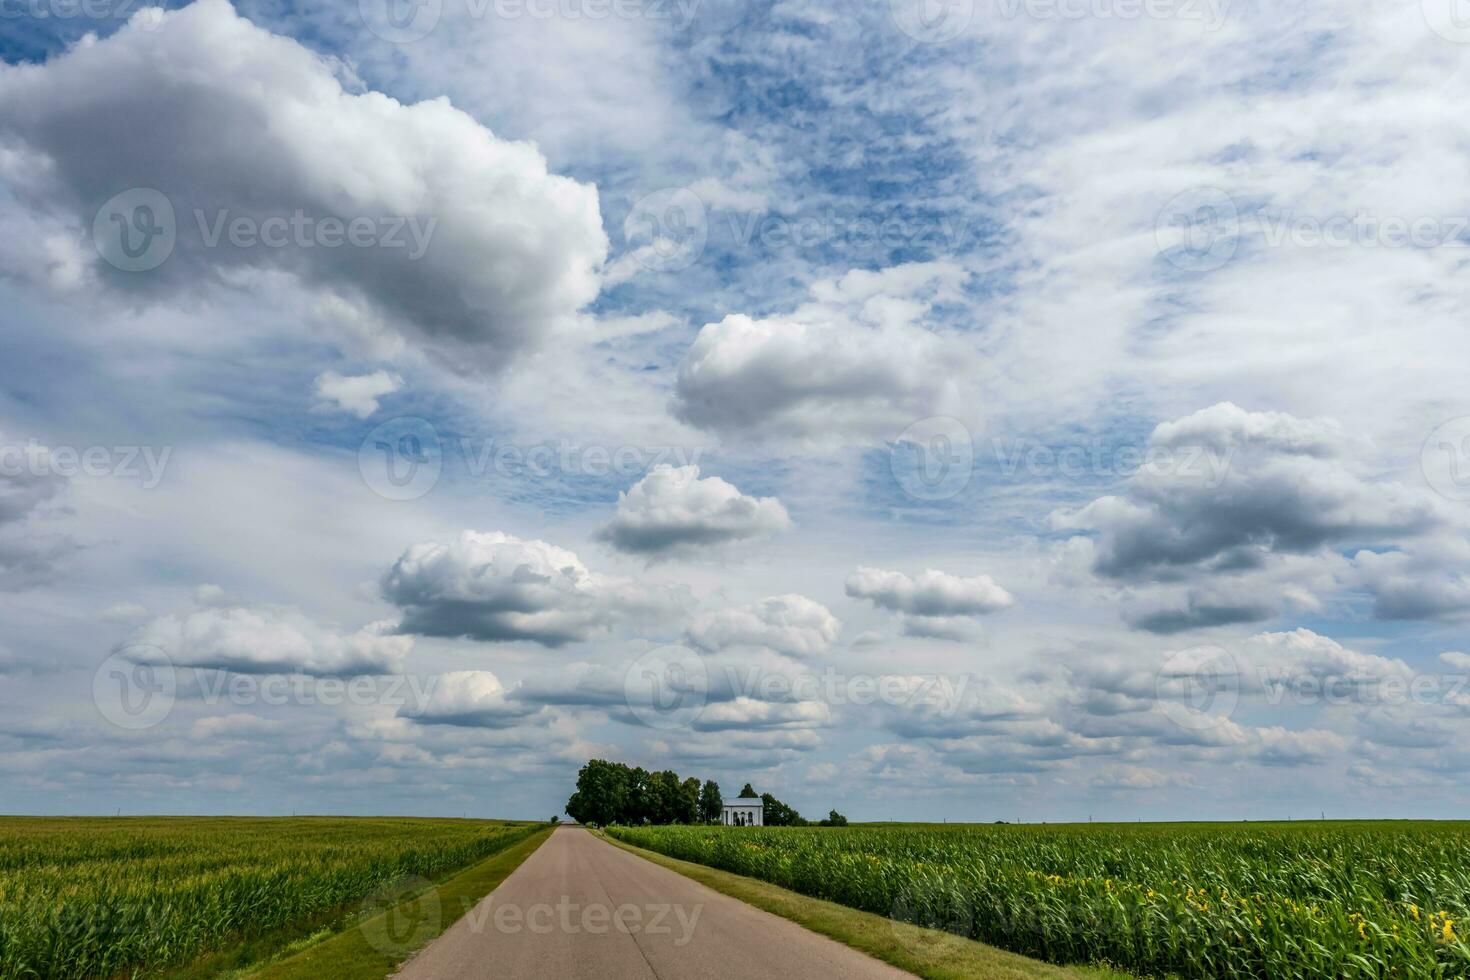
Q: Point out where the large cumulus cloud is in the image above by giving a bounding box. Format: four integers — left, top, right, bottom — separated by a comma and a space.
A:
597, 464, 791, 557
671, 263, 976, 442
1055, 403, 1441, 581
685, 594, 840, 659
382, 530, 680, 646
0, 0, 607, 369
128, 606, 411, 676
846, 565, 1014, 639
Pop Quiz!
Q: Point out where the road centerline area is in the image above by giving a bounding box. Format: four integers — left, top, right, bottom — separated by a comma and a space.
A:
391, 826, 913, 980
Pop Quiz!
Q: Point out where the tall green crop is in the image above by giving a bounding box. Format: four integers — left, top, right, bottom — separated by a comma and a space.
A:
610, 821, 1470, 979
0, 816, 538, 979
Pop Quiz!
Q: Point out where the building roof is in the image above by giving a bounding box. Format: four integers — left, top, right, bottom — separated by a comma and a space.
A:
723, 799, 764, 808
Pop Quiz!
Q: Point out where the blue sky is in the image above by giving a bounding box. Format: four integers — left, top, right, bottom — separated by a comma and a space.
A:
2, 0, 1470, 821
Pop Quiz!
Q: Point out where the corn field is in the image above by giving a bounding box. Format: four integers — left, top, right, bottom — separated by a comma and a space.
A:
609, 821, 1470, 978
0, 816, 539, 979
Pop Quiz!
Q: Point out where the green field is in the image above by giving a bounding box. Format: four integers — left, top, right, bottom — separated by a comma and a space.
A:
608, 821, 1470, 979
0, 816, 542, 979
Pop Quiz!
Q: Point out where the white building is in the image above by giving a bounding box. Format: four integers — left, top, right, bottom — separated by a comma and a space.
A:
721, 798, 764, 826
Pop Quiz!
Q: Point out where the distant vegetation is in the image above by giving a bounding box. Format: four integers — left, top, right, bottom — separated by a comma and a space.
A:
0, 816, 541, 979
565, 759, 846, 827
609, 820, 1470, 979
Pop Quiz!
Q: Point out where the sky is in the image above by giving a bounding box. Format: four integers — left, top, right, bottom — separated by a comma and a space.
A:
2, 0, 1470, 822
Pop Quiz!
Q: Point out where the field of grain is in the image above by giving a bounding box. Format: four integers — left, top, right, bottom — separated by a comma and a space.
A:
609, 821, 1470, 978
0, 816, 540, 979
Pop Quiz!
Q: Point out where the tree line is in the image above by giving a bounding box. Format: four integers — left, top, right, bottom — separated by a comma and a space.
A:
564, 759, 847, 827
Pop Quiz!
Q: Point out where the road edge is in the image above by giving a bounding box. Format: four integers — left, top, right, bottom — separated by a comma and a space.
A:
596, 832, 1134, 980
246, 826, 554, 980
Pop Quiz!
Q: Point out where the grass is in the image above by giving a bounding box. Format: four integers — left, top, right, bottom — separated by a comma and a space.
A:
598, 831, 1132, 980
0, 816, 542, 979
607, 821, 1470, 979
247, 826, 553, 980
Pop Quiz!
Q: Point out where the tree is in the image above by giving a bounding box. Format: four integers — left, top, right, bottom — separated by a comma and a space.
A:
818, 809, 848, 827
698, 780, 723, 824
565, 759, 629, 826
761, 792, 806, 827
625, 767, 653, 825
739, 783, 759, 798
679, 777, 702, 824
650, 770, 682, 824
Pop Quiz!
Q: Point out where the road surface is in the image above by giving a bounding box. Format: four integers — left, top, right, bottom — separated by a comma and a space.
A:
393, 826, 913, 979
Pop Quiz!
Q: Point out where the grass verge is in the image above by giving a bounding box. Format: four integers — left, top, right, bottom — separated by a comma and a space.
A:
241, 826, 553, 980
598, 832, 1133, 980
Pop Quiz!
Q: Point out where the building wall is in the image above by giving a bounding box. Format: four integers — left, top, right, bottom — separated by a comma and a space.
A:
721, 804, 764, 827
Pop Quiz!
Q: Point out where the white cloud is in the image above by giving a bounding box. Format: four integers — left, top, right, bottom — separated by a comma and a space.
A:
672, 263, 976, 443
846, 566, 1015, 641
128, 606, 410, 676
398, 671, 544, 729
686, 594, 841, 659
382, 530, 681, 646
598, 464, 791, 557
312, 370, 400, 418
0, 0, 607, 369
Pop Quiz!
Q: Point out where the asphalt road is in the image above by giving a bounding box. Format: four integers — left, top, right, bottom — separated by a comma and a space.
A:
393, 826, 913, 979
